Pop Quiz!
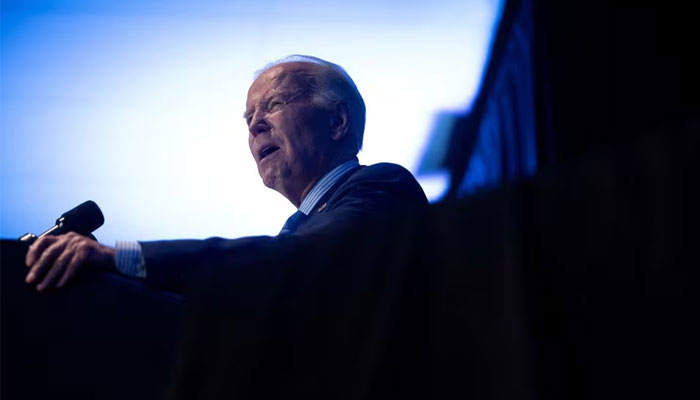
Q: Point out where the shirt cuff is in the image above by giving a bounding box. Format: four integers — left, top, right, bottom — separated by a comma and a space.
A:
115, 241, 147, 278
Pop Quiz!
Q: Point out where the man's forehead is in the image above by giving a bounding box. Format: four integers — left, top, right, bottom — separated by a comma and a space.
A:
247, 62, 318, 104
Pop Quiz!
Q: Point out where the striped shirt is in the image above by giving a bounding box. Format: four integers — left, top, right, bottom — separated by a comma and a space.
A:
298, 159, 358, 215
114, 159, 359, 278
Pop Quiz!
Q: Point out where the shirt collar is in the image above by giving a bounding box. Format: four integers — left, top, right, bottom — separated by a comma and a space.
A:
298, 159, 359, 215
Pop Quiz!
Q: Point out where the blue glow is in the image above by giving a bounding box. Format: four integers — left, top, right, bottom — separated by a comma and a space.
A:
456, 0, 538, 197
1, 0, 504, 243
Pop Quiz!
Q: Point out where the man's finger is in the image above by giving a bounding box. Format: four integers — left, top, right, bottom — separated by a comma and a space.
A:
36, 257, 68, 292
36, 242, 79, 291
25, 235, 58, 267
26, 237, 69, 284
56, 250, 87, 288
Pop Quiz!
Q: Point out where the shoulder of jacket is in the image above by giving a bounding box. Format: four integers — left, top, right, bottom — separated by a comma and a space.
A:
348, 162, 413, 180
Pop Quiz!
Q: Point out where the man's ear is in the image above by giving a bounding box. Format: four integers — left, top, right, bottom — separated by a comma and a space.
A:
329, 102, 350, 142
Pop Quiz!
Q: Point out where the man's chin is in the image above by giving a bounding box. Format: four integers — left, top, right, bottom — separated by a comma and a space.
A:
261, 173, 277, 189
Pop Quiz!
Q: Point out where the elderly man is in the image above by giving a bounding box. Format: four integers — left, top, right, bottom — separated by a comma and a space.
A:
25, 55, 428, 293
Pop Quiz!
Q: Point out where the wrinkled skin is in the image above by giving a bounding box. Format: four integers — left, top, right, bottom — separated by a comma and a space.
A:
245, 62, 349, 207
25, 232, 116, 291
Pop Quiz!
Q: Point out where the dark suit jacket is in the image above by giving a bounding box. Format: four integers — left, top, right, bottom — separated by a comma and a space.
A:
140, 163, 428, 294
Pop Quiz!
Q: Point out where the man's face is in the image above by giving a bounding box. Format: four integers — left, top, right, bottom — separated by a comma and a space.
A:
245, 63, 333, 206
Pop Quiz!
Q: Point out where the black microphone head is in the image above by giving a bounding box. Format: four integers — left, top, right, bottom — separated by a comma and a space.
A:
58, 200, 105, 235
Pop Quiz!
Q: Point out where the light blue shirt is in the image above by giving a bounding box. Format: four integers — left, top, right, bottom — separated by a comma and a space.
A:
298, 159, 358, 215
115, 159, 359, 278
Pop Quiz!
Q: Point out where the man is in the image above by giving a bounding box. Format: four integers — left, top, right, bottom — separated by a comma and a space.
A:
25, 55, 428, 294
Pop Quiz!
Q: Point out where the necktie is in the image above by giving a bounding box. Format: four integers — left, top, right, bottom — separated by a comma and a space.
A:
279, 210, 308, 235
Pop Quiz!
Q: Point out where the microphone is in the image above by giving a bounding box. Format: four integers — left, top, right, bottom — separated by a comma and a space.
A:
19, 201, 105, 243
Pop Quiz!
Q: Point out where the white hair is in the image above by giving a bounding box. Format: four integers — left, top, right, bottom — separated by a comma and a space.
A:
255, 55, 366, 152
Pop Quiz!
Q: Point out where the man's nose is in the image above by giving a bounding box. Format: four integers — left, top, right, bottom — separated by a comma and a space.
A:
248, 112, 270, 137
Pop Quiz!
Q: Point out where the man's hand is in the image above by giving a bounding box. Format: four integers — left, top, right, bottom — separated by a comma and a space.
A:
25, 232, 116, 291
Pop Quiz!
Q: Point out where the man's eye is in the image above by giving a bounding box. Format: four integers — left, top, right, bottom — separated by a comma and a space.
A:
269, 100, 284, 110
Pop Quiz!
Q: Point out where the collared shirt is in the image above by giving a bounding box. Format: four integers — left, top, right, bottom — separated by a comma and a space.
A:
114, 159, 360, 278
298, 159, 358, 215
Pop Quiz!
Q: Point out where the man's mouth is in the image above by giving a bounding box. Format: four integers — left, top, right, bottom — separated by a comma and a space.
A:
259, 145, 280, 161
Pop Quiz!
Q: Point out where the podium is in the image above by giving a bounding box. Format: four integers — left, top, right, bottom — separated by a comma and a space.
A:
1, 240, 185, 400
